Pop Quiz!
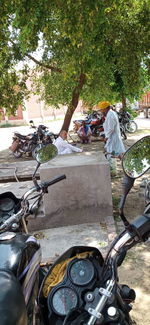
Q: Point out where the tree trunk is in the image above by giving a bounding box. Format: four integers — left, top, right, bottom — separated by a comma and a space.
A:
121, 93, 127, 110
61, 73, 86, 132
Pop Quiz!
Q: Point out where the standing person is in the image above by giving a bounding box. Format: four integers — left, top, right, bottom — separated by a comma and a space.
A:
96, 101, 125, 159
77, 121, 92, 144
53, 130, 83, 154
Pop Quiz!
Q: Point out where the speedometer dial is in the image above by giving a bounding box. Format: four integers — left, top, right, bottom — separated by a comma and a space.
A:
50, 287, 78, 316
69, 259, 95, 285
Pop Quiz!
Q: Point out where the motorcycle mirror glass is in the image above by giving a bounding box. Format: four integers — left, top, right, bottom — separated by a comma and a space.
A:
122, 136, 150, 179
35, 144, 58, 164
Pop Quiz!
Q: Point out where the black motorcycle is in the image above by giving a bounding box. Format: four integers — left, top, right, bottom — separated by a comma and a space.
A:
118, 111, 138, 134
0, 144, 66, 325
29, 121, 58, 158
9, 121, 58, 159
38, 136, 150, 325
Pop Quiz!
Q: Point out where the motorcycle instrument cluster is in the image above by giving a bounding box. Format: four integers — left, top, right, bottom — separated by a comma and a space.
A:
47, 256, 103, 323
0, 197, 15, 212
0, 197, 16, 223
0, 193, 21, 225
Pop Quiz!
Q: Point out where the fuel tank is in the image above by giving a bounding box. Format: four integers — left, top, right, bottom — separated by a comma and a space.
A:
0, 231, 41, 278
0, 270, 28, 325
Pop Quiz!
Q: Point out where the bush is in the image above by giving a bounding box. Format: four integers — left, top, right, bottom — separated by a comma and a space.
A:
0, 122, 24, 128
125, 107, 138, 119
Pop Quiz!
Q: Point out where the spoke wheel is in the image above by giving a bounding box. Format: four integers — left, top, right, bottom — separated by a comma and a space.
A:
125, 121, 137, 133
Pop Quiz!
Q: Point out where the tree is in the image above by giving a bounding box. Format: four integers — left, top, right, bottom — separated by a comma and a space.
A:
0, 0, 150, 128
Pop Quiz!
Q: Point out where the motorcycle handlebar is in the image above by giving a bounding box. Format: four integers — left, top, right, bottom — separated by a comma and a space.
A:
40, 174, 66, 190
0, 175, 66, 232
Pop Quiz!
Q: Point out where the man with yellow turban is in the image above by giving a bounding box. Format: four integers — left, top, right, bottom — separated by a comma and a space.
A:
96, 101, 125, 159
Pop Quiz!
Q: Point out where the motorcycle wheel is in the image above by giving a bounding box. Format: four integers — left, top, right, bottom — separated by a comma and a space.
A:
32, 144, 44, 159
12, 150, 23, 158
125, 120, 137, 133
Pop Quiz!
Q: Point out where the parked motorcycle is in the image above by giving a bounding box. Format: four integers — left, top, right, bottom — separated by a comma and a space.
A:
37, 136, 150, 325
0, 144, 66, 324
29, 121, 58, 158
73, 111, 104, 138
73, 111, 127, 140
9, 121, 58, 159
117, 111, 138, 133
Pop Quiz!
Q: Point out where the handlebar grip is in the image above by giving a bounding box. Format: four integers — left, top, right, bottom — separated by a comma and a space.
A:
41, 174, 66, 189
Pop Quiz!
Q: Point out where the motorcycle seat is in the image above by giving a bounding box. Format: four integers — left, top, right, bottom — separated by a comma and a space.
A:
0, 269, 27, 325
14, 132, 34, 140
38, 125, 47, 130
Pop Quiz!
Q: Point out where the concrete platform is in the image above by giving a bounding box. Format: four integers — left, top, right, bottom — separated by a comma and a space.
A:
32, 222, 109, 262
0, 180, 33, 195
40, 151, 113, 227
0, 160, 38, 181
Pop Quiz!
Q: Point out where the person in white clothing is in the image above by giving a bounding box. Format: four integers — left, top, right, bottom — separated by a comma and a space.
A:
53, 130, 83, 155
96, 101, 125, 159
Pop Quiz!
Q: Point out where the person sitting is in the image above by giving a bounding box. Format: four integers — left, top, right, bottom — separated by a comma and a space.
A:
53, 130, 83, 154
77, 121, 92, 144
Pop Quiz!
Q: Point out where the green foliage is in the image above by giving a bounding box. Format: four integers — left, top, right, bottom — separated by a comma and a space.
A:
0, 123, 17, 128
125, 107, 138, 119
0, 0, 150, 119
0, 68, 29, 114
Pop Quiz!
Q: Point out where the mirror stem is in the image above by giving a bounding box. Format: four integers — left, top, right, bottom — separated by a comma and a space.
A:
119, 174, 135, 227
33, 162, 41, 179
32, 162, 41, 190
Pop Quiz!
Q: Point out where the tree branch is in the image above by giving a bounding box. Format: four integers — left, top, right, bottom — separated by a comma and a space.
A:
10, 39, 62, 72
26, 53, 62, 72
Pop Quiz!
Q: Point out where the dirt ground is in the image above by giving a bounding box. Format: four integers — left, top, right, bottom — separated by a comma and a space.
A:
111, 156, 150, 325
0, 128, 150, 324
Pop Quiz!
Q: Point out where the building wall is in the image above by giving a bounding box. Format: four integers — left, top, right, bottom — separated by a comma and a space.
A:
0, 105, 23, 121
139, 91, 150, 108
0, 76, 83, 124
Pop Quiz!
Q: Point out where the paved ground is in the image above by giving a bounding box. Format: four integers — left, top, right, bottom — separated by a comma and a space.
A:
34, 222, 110, 262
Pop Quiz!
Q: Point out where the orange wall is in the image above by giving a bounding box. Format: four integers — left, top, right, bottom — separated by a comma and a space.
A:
139, 91, 150, 107
0, 106, 23, 121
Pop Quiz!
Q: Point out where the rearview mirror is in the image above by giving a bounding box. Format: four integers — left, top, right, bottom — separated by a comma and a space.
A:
36, 144, 58, 164
122, 136, 150, 178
